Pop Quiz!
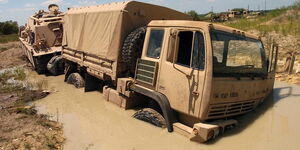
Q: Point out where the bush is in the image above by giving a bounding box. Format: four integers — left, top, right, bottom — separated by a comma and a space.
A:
186, 10, 201, 21
0, 21, 19, 35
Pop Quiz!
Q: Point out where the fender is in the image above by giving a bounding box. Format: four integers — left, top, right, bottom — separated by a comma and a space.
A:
130, 84, 175, 132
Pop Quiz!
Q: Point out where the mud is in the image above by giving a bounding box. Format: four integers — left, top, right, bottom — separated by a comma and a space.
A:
0, 90, 64, 150
0, 44, 65, 150
33, 72, 300, 150
0, 42, 29, 70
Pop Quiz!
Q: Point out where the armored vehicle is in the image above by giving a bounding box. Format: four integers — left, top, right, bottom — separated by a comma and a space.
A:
19, 4, 64, 75
62, 1, 278, 142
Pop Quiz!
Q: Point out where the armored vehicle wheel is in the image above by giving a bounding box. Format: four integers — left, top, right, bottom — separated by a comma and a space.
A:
47, 56, 64, 76
66, 73, 85, 88
121, 27, 146, 76
133, 108, 166, 128
33, 57, 45, 74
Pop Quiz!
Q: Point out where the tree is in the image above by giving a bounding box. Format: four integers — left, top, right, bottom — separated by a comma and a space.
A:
0, 21, 19, 35
186, 10, 200, 21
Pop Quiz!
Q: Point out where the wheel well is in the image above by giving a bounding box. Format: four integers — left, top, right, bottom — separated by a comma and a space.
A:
134, 94, 164, 116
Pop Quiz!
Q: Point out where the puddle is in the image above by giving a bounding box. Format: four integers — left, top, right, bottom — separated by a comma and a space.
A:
32, 72, 300, 150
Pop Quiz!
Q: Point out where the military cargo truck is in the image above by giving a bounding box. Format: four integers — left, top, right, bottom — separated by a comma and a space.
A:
19, 4, 64, 75
62, 1, 278, 142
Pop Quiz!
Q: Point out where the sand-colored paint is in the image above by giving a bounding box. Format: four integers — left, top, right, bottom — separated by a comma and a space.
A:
33, 72, 300, 150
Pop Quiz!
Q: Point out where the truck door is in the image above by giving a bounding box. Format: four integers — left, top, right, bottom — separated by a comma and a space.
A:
157, 29, 206, 117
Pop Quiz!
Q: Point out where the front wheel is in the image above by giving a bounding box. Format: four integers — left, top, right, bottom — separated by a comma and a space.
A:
133, 108, 166, 128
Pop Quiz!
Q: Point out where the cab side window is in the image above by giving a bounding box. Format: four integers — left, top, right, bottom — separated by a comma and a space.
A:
176, 31, 193, 66
146, 29, 165, 59
176, 31, 205, 69
192, 32, 205, 70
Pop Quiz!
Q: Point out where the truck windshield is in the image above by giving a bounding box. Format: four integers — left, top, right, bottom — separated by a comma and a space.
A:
210, 30, 267, 77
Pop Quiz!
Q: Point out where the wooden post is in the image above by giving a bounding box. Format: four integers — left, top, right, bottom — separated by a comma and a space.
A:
288, 52, 295, 74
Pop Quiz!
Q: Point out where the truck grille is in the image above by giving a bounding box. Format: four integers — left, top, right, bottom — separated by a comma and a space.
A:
135, 59, 158, 86
207, 100, 259, 119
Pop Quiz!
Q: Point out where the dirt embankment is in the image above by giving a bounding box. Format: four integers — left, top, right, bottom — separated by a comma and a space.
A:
261, 31, 300, 85
0, 42, 29, 70
0, 42, 65, 149
248, 29, 300, 85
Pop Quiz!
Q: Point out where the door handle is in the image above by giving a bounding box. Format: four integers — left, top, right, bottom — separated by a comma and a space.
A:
192, 91, 199, 96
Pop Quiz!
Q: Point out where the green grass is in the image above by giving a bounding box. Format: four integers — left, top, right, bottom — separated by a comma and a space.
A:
0, 34, 18, 43
0, 67, 27, 93
0, 84, 25, 93
0, 67, 26, 82
16, 106, 37, 115
224, 1, 300, 37
0, 47, 8, 52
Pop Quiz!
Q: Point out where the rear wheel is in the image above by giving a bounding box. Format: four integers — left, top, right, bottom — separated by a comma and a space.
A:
133, 108, 166, 128
47, 55, 64, 76
121, 27, 146, 76
66, 73, 85, 88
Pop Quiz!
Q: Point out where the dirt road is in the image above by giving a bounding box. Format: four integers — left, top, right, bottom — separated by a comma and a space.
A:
32, 73, 300, 150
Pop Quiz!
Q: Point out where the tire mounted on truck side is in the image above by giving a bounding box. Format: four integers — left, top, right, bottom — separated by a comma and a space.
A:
121, 27, 146, 76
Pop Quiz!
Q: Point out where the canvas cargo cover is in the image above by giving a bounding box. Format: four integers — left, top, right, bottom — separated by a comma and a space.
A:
63, 0, 192, 61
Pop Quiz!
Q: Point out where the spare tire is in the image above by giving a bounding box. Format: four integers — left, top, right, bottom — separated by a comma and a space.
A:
47, 55, 64, 76
121, 27, 146, 76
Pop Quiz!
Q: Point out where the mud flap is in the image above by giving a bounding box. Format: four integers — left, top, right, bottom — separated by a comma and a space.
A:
84, 73, 102, 92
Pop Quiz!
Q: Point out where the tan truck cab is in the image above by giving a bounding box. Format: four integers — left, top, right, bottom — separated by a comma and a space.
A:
127, 20, 277, 142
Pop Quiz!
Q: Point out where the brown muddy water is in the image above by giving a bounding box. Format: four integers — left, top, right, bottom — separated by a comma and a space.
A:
31, 72, 300, 150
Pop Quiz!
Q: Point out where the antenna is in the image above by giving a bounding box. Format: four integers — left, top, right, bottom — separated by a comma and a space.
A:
265, 0, 267, 12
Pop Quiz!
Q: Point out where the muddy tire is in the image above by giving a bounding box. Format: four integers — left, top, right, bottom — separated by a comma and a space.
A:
133, 108, 166, 128
47, 55, 64, 76
66, 73, 85, 88
33, 57, 45, 74
121, 27, 146, 76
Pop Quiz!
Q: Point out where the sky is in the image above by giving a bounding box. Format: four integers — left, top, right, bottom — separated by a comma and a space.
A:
0, 0, 298, 25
